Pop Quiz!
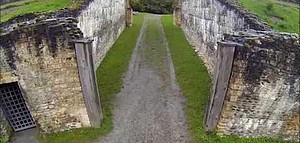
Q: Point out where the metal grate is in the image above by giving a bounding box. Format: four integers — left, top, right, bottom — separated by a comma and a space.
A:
0, 82, 36, 132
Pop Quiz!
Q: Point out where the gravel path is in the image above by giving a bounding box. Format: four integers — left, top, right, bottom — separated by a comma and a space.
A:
10, 128, 40, 143
96, 14, 190, 143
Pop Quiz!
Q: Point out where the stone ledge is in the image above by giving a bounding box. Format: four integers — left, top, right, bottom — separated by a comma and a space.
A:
0, 17, 83, 53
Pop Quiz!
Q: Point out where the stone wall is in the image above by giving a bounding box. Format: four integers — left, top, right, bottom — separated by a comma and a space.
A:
179, 0, 299, 141
179, 0, 270, 73
0, 18, 91, 133
0, 0, 128, 68
0, 108, 12, 138
173, 4, 182, 26
78, 0, 127, 68
279, 0, 299, 3
0, 0, 22, 5
216, 31, 299, 140
0, 0, 129, 134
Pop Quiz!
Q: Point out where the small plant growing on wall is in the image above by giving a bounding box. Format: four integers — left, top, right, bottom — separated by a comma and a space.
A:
0, 137, 9, 143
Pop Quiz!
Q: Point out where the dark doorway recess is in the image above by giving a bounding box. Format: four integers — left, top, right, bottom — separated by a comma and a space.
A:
0, 82, 36, 132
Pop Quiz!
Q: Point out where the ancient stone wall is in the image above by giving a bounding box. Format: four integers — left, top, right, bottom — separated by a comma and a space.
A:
78, 0, 127, 68
0, 0, 22, 5
0, 0, 129, 134
0, 0, 128, 68
0, 18, 91, 133
179, 0, 299, 141
217, 31, 299, 140
173, 5, 182, 26
0, 108, 12, 138
179, 0, 270, 73
279, 0, 299, 4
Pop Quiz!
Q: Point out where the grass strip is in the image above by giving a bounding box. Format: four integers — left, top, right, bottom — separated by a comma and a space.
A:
39, 13, 145, 143
143, 17, 169, 77
161, 15, 295, 143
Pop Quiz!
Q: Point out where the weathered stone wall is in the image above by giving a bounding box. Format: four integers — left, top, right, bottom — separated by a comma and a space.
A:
78, 0, 127, 68
216, 32, 299, 140
0, 108, 12, 138
179, 0, 299, 141
173, 5, 182, 26
0, 18, 91, 133
278, 0, 299, 4
179, 0, 270, 73
0, 0, 128, 68
0, 0, 129, 134
0, 0, 22, 5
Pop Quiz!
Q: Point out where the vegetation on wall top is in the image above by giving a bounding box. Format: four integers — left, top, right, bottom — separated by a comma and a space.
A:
130, 0, 177, 14
0, 0, 83, 22
239, 0, 299, 35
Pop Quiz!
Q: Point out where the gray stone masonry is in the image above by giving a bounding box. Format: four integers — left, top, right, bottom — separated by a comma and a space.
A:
0, 17, 90, 133
217, 31, 299, 141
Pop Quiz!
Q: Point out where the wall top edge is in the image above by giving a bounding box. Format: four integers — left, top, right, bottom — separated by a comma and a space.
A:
0, 0, 94, 31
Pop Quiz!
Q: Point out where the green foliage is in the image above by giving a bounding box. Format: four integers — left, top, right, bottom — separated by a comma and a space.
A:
161, 15, 296, 143
130, 0, 176, 14
0, 0, 83, 22
239, 0, 299, 35
0, 137, 9, 143
266, 3, 274, 11
39, 14, 145, 143
143, 18, 168, 74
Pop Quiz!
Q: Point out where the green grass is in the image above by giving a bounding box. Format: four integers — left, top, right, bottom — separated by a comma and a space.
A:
0, 0, 83, 22
39, 13, 145, 143
0, 137, 9, 143
239, 0, 299, 35
143, 17, 169, 77
161, 15, 296, 143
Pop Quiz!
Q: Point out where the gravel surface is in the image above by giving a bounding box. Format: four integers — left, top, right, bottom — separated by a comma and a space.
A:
10, 128, 40, 143
96, 14, 190, 143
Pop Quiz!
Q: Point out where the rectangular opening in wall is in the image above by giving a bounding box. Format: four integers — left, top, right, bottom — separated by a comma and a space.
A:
0, 82, 36, 132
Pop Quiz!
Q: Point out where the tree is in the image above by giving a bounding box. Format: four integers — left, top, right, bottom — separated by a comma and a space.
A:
130, 0, 177, 14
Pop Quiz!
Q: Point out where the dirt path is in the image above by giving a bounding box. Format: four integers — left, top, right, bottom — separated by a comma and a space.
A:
96, 14, 190, 143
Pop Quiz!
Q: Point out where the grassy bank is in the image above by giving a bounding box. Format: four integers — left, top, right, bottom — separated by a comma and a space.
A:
239, 0, 299, 35
161, 15, 295, 143
0, 0, 83, 22
39, 13, 145, 143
